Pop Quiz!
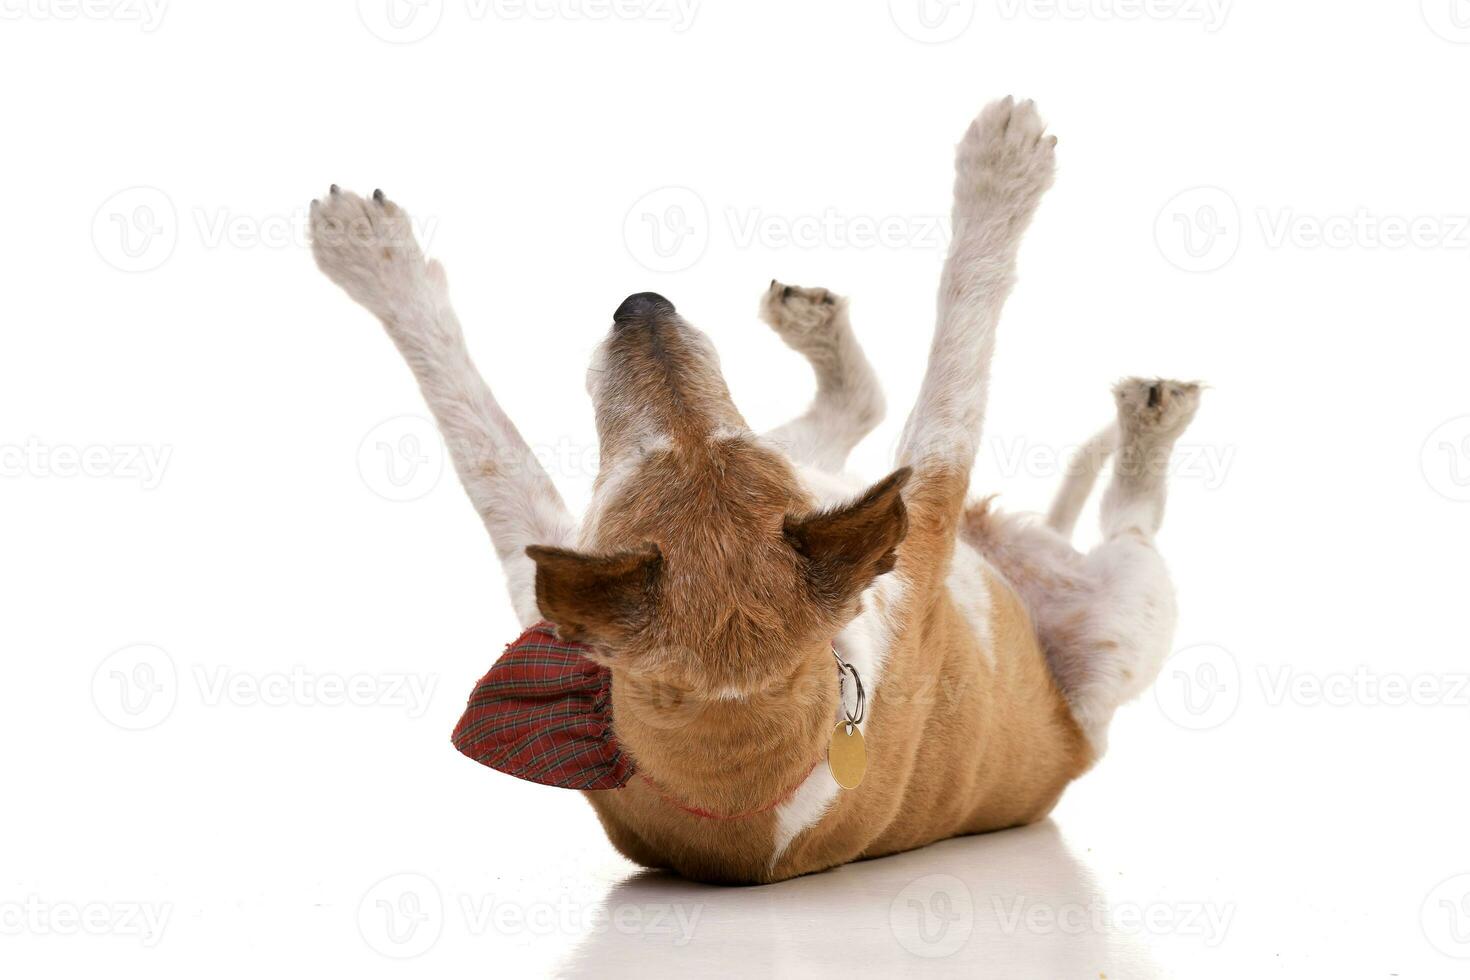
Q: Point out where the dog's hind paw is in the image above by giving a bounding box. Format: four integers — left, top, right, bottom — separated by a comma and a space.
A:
1113, 378, 1202, 443
308, 186, 432, 321
758, 280, 846, 354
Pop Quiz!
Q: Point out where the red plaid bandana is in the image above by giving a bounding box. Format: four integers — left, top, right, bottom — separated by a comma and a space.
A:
452, 622, 830, 817
451, 623, 634, 791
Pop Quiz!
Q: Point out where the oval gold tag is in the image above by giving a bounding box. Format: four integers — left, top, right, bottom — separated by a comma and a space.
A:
827, 722, 866, 790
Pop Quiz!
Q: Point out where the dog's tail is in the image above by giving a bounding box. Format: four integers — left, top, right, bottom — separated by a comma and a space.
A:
1044, 424, 1119, 541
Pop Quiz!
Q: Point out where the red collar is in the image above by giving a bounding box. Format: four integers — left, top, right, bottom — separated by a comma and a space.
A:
637, 759, 822, 820
451, 622, 823, 819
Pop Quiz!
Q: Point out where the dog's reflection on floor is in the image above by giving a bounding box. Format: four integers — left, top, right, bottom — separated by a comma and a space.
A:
556, 821, 1160, 979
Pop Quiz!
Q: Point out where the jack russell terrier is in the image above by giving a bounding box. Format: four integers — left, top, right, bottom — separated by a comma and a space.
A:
309, 97, 1201, 884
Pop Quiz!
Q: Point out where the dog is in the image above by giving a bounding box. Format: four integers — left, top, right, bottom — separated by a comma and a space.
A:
309, 97, 1201, 884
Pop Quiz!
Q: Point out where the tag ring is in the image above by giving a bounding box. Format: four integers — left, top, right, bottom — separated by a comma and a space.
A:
833, 650, 865, 727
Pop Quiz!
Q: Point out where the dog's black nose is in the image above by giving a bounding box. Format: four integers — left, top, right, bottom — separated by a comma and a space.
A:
614, 292, 675, 327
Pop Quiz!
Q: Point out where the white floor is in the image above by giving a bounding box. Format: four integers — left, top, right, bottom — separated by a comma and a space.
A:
326, 698, 1469, 980
10, 644, 1467, 978
488, 702, 1468, 979
458, 703, 1470, 979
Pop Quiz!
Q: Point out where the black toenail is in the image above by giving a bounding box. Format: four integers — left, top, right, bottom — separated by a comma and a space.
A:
373, 189, 385, 203
782, 286, 793, 300
330, 184, 339, 194
1147, 384, 1162, 409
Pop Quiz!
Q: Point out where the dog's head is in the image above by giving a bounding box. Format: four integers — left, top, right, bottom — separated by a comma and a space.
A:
525, 292, 909, 698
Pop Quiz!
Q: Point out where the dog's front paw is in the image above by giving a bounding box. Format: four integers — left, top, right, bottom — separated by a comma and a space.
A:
759, 280, 846, 353
953, 96, 1057, 230
309, 186, 431, 321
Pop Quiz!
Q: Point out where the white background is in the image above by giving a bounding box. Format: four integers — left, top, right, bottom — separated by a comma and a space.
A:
3, 1, 1469, 977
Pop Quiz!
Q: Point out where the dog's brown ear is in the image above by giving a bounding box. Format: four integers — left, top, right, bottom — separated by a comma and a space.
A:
524, 543, 662, 649
783, 467, 911, 612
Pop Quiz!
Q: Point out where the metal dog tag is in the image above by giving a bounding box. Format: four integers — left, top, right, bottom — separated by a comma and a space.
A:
827, 722, 866, 790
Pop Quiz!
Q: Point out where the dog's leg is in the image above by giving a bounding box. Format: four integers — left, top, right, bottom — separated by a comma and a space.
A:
1100, 379, 1201, 540
758, 281, 884, 472
896, 97, 1056, 576
1068, 378, 1201, 746
309, 187, 577, 626
1045, 424, 1119, 540
1002, 379, 1201, 752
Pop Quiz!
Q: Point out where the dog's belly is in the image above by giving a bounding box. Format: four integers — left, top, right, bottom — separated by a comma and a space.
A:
771, 586, 1089, 881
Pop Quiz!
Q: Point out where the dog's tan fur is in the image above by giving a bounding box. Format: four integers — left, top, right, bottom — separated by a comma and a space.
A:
309, 98, 1200, 885
565, 428, 1088, 883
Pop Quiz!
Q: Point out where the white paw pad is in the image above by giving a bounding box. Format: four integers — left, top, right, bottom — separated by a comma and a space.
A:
308, 186, 429, 320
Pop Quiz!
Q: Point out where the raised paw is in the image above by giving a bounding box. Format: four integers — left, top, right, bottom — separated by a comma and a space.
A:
1113, 378, 1202, 444
953, 96, 1057, 231
308, 186, 431, 321
758, 280, 846, 354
